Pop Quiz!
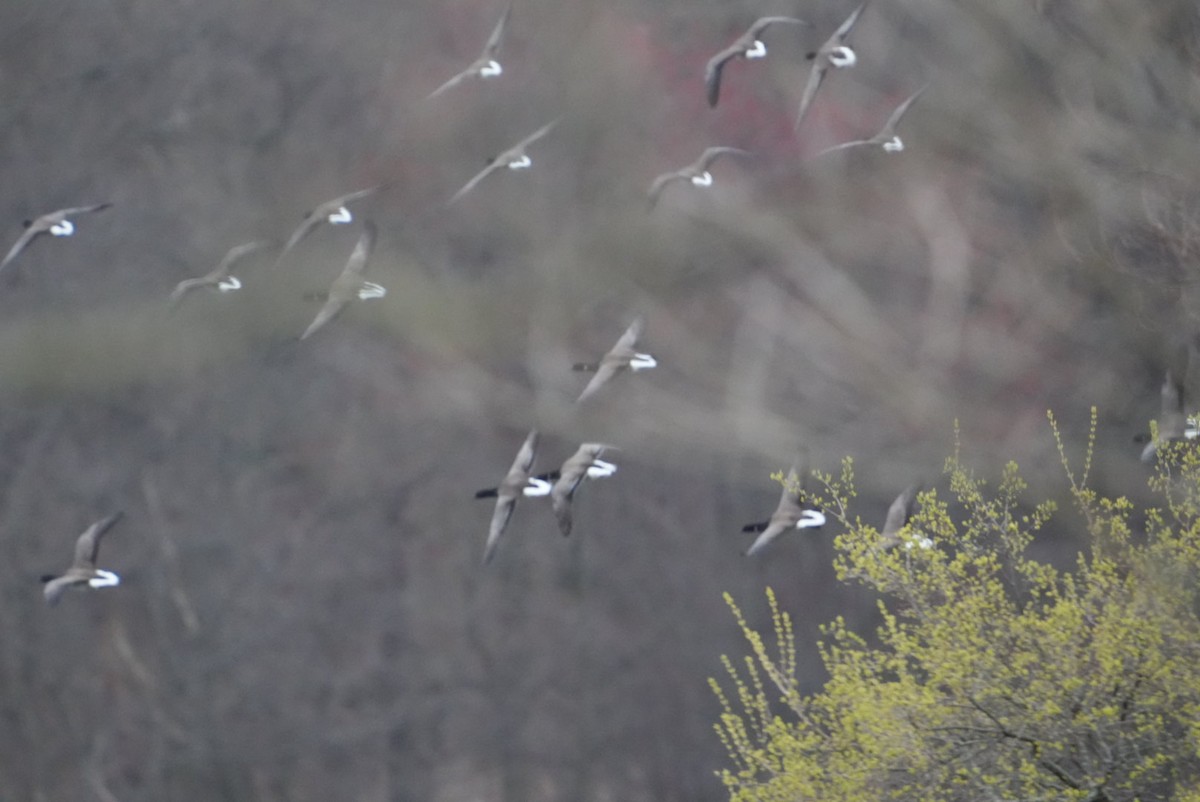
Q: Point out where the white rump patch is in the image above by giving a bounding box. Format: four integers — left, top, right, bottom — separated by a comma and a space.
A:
358, 281, 387, 300
507, 155, 532, 170
797, 509, 826, 529
50, 220, 75, 237
328, 206, 353, 224
586, 459, 618, 479
829, 46, 857, 68
218, 276, 242, 292
524, 477, 552, 497
88, 570, 121, 589
481, 60, 502, 77
883, 136, 904, 153
630, 353, 657, 370
690, 171, 713, 187
745, 40, 767, 59
903, 535, 934, 551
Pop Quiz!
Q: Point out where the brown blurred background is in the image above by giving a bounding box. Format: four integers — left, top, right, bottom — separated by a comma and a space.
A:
1, 0, 1198, 799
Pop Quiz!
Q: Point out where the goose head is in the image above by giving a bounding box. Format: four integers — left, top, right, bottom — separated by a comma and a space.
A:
481, 60, 502, 77
828, 46, 856, 68
630, 353, 657, 370
507, 154, 532, 170
691, 171, 714, 187
358, 281, 387, 301
744, 40, 767, 59
217, 276, 242, 292
327, 206, 353, 224
88, 569, 121, 589
524, 476, 553, 497
49, 220, 75, 237
882, 136, 904, 153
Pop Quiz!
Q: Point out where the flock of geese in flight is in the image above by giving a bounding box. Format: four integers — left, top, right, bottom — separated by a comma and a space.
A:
22, 0, 1113, 601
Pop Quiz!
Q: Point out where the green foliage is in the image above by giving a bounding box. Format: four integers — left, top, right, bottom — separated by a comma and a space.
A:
712, 409, 1200, 802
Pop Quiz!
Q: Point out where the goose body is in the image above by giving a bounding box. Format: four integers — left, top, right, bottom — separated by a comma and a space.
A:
42, 512, 123, 606
0, 203, 112, 274
878, 483, 925, 550
170, 240, 269, 305
1141, 371, 1199, 462
274, 186, 380, 269
742, 455, 825, 556
551, 443, 618, 536
447, 119, 559, 205
648, 147, 750, 207
426, 3, 512, 100
816, 85, 927, 157
574, 316, 657, 403
704, 17, 809, 107
482, 429, 541, 564
794, 1, 870, 131
300, 221, 385, 340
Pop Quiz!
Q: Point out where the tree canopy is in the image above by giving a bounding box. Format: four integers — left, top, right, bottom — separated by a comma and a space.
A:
712, 412, 1200, 802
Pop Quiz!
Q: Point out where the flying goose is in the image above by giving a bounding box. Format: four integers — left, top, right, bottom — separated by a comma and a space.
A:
274, 186, 380, 268
647, 146, 751, 208
878, 483, 929, 550
815, 85, 927, 157
705, 17, 810, 108
426, 3, 513, 100
482, 429, 541, 564
550, 443, 618, 536
793, 1, 870, 131
170, 240, 271, 305
1140, 370, 1200, 462
41, 512, 123, 606
742, 455, 825, 556
0, 203, 112, 273
300, 221, 386, 340
573, 316, 657, 403
446, 118, 560, 206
